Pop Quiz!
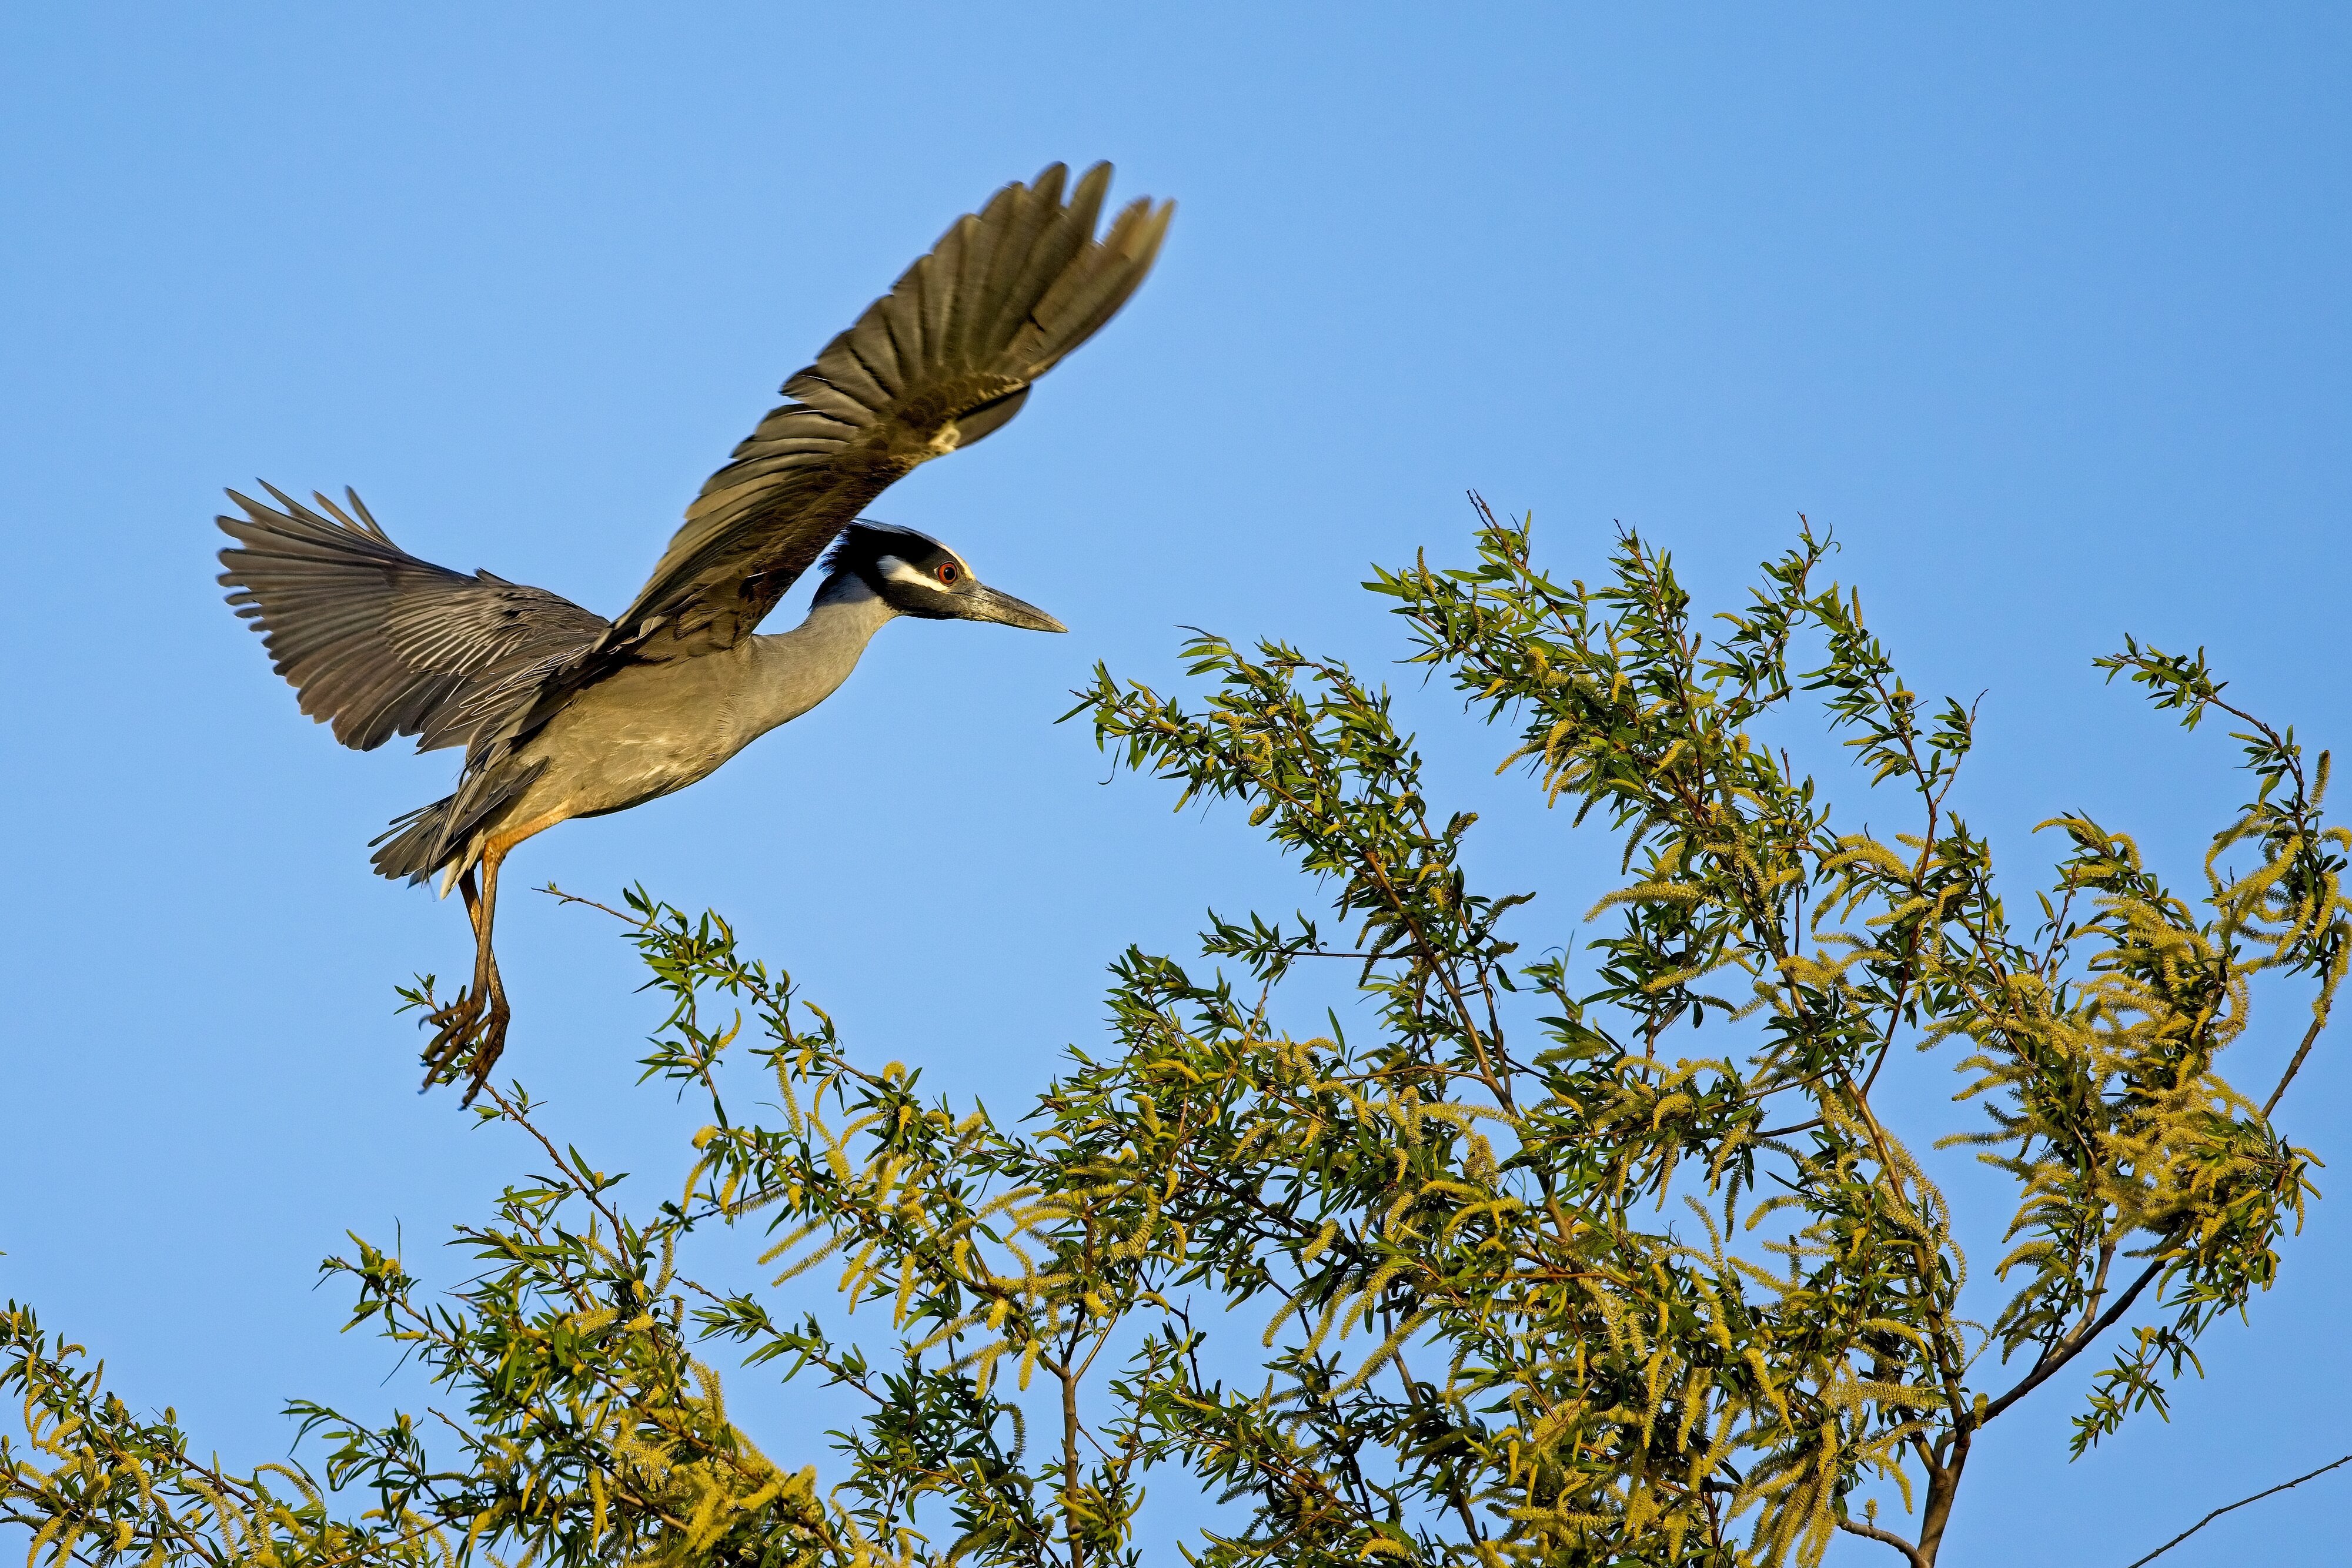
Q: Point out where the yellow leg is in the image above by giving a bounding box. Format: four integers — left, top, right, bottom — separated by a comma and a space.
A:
421, 864, 490, 1092
460, 847, 513, 1104
417, 813, 565, 1101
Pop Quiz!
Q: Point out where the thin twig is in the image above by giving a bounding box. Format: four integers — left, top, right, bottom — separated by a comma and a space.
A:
540, 882, 648, 927
1755, 1115, 1825, 1139
2122, 1452, 2352, 1567
2263, 1012, 2328, 1118
1835, 1514, 1929, 1568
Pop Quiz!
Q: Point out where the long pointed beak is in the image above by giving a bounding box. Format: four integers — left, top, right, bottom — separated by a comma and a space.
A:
958, 582, 1067, 633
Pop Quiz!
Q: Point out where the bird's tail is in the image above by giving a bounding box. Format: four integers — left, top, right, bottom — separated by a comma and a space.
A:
371, 796, 455, 885
369, 761, 549, 890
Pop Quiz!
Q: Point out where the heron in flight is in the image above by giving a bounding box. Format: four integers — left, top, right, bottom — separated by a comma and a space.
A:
218, 162, 1170, 1098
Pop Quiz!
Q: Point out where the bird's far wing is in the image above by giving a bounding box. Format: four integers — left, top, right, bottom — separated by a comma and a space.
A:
218, 485, 610, 753
607, 161, 1171, 660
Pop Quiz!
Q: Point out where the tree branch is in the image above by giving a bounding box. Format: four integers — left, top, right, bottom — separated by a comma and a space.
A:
1980, 1255, 2167, 1423
2122, 1452, 2352, 1567
2264, 1011, 2328, 1118
1836, 1514, 1929, 1568
1060, 1350, 1085, 1568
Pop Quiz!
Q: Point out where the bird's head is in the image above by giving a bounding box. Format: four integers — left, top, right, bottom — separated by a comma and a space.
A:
819, 521, 1067, 632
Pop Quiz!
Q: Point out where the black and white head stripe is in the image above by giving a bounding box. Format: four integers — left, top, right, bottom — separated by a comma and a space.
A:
820, 520, 970, 581
876, 553, 971, 593
816, 518, 1065, 631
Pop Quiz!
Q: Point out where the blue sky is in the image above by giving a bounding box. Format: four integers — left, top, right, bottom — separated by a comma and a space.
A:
3, 6, 2348, 1563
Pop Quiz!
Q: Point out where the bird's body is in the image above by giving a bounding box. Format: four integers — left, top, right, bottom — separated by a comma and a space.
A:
373, 574, 899, 885
515, 601, 880, 813
218, 163, 1167, 1096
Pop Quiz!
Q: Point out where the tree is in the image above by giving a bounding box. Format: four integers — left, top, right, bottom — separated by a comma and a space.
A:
6, 499, 2342, 1567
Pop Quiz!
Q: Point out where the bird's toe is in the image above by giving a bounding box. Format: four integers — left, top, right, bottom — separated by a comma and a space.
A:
419, 989, 487, 1092
457, 999, 512, 1108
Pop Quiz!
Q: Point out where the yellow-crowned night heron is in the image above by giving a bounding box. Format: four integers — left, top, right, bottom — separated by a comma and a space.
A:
218, 163, 1170, 1098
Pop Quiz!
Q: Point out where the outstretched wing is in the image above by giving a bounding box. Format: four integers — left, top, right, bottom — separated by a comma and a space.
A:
217, 484, 610, 753
607, 161, 1171, 659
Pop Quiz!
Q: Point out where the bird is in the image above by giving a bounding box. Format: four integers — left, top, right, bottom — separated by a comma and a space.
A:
216, 162, 1171, 1100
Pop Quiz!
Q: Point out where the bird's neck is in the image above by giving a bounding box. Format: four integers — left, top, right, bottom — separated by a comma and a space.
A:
743, 573, 898, 736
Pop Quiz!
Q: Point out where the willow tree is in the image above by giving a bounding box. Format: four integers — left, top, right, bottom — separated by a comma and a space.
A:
6, 500, 2341, 1567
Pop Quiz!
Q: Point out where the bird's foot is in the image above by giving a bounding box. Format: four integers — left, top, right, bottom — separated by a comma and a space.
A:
459, 995, 512, 1108
419, 988, 486, 1095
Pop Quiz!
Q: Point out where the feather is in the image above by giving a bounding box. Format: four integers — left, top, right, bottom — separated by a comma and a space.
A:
216, 489, 608, 755
601, 162, 1169, 668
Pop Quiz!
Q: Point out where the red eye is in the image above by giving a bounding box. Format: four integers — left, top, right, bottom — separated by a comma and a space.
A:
936, 563, 960, 586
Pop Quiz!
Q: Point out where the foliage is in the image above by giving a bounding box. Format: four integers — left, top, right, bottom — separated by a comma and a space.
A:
6, 500, 2341, 1567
